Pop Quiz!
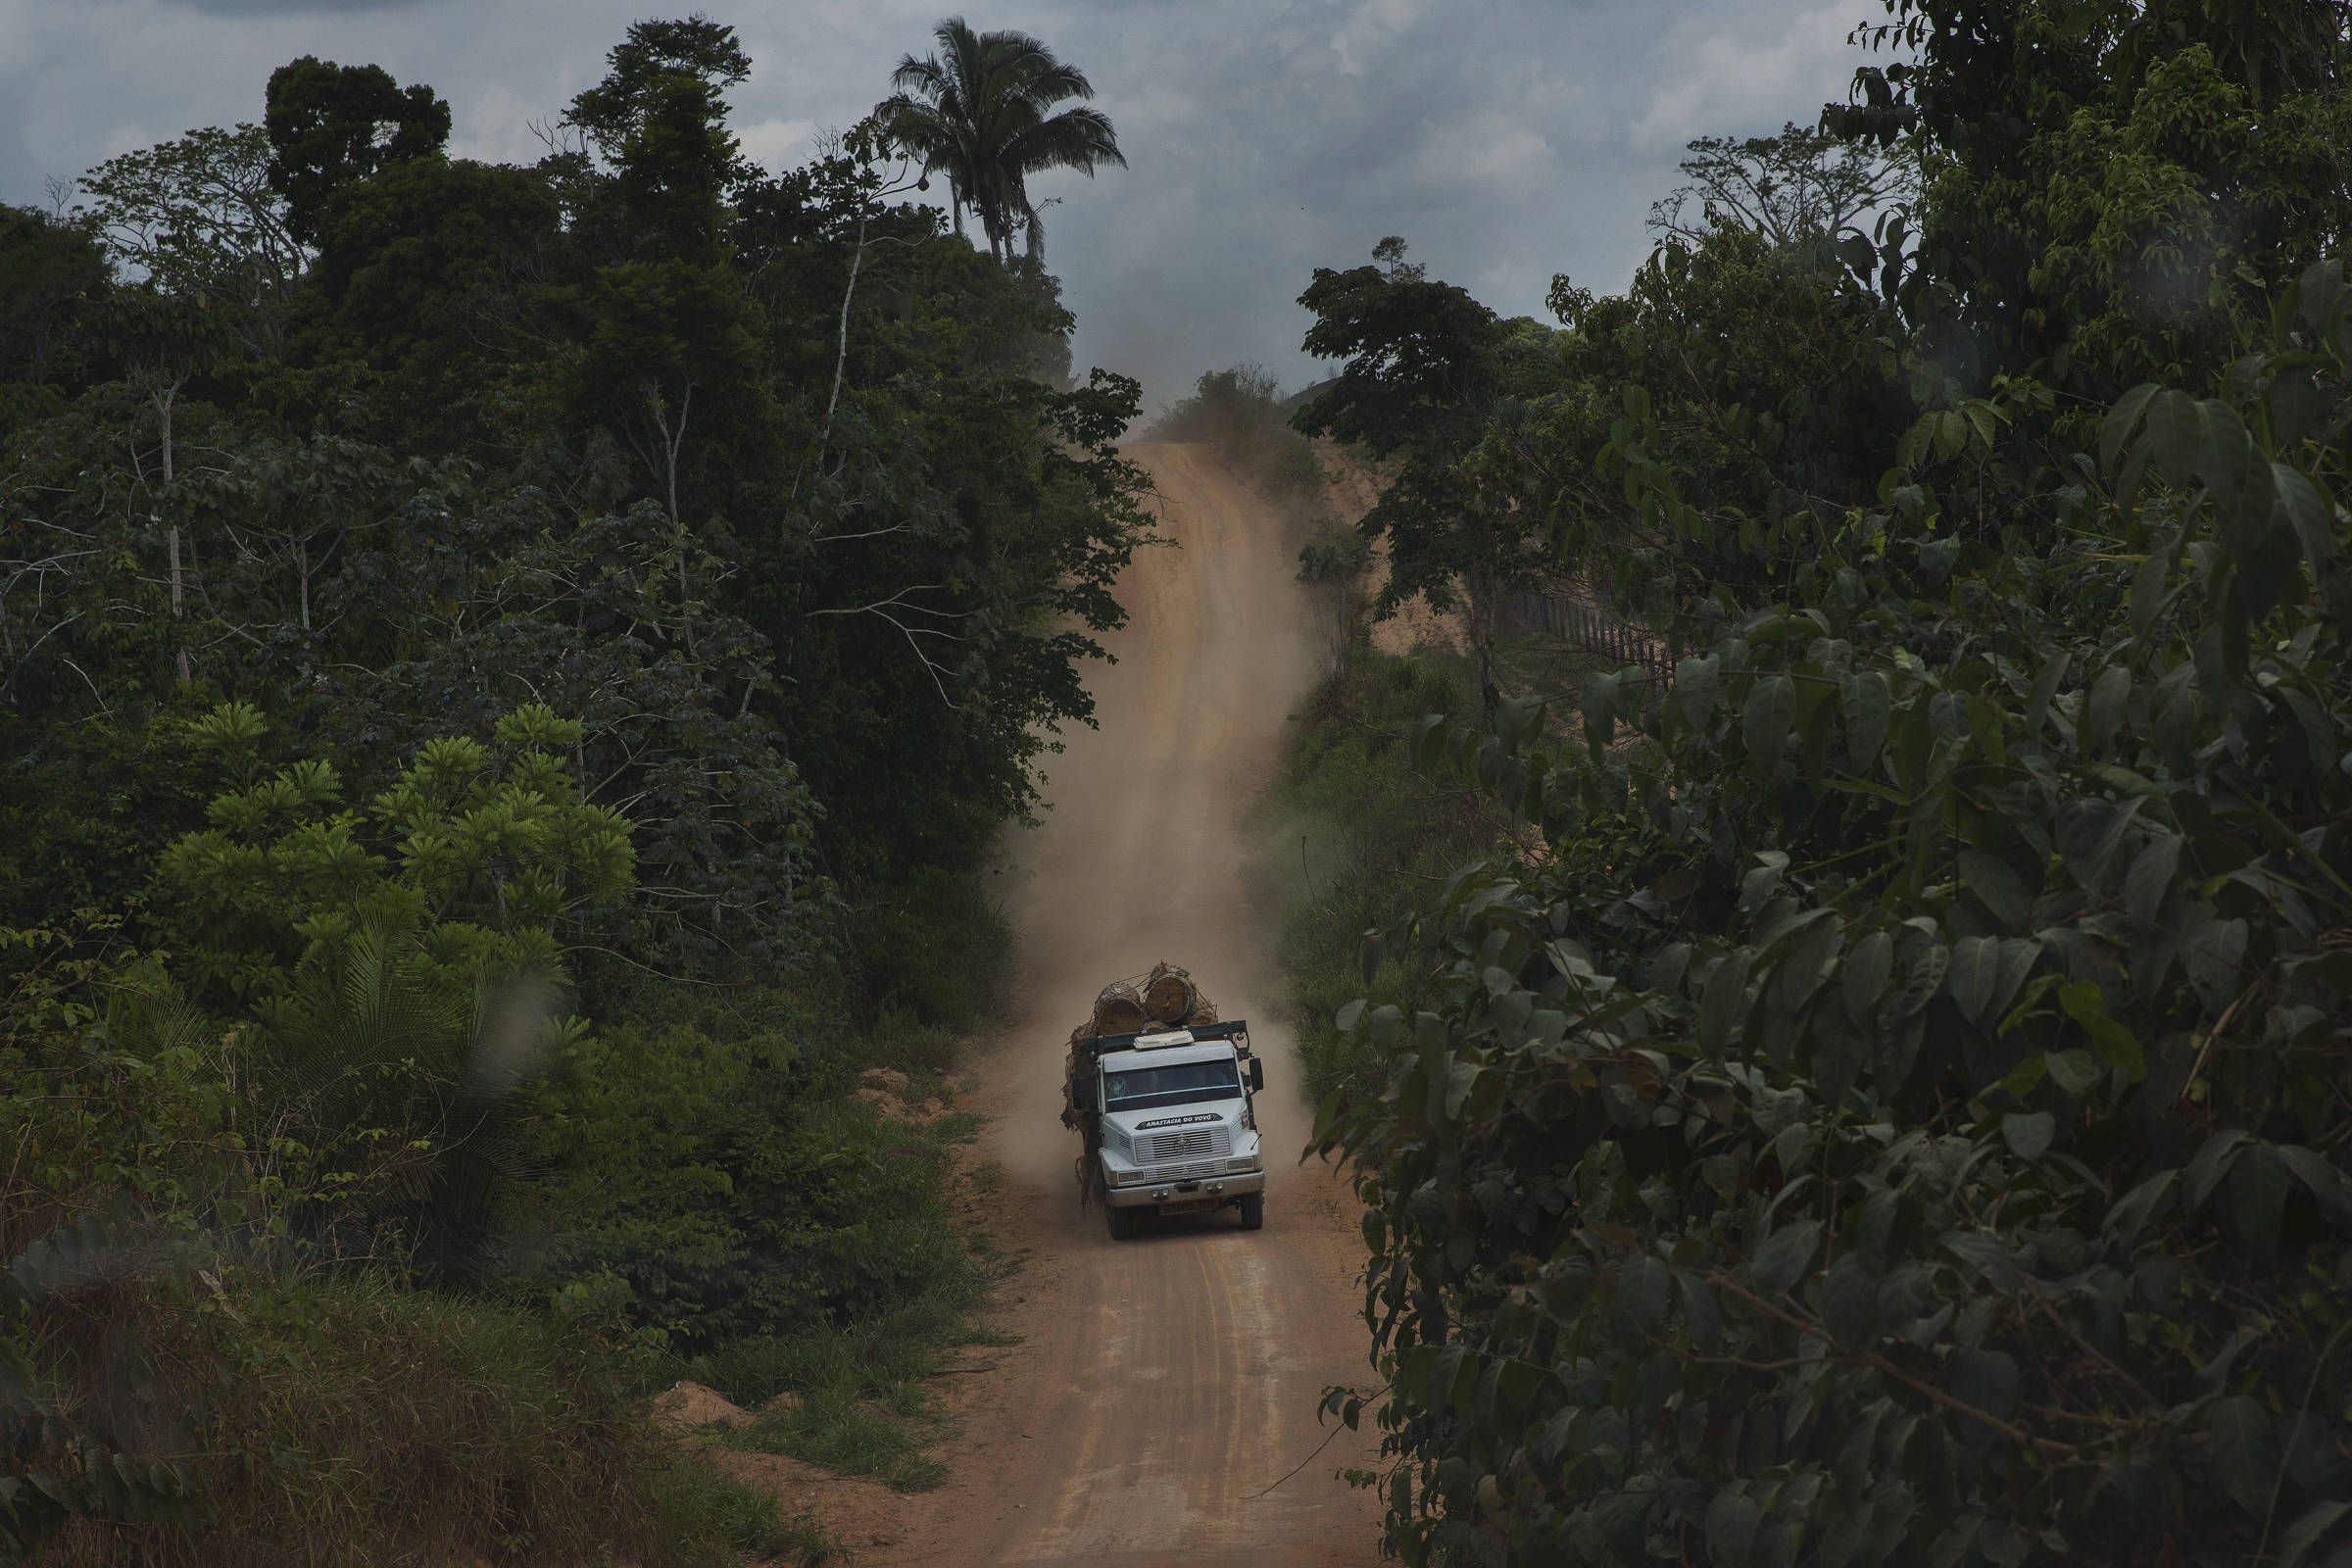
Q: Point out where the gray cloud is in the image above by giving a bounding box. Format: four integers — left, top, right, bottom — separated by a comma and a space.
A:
169, 0, 436, 14
0, 0, 1862, 410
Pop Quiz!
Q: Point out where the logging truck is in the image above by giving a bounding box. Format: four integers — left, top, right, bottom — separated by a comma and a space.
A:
1061, 966, 1266, 1240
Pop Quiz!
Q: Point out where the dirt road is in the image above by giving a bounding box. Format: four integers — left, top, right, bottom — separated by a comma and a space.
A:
873, 443, 1385, 1567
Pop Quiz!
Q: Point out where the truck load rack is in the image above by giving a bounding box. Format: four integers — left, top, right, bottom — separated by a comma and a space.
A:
1071, 1019, 1251, 1063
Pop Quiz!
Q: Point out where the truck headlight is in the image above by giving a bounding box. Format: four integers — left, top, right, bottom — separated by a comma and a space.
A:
1226, 1154, 1261, 1173
1107, 1167, 1139, 1187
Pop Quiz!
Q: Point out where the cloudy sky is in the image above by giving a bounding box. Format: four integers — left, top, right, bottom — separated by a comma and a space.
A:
0, 0, 1869, 412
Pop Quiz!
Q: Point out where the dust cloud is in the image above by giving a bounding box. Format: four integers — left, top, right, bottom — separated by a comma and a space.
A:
979, 441, 1321, 1194
879, 440, 1386, 1568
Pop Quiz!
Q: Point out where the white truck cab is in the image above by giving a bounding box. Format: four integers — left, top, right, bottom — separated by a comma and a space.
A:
1072, 1023, 1266, 1239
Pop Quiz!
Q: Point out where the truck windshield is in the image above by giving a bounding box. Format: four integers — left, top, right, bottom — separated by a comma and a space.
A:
1103, 1058, 1241, 1112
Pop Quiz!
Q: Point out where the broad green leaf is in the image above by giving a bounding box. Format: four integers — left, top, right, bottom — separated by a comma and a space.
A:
2276, 1499, 2352, 1568
1705, 1488, 1762, 1568
1984, 938, 2038, 1033
1958, 850, 2029, 929
2278, 1145, 2352, 1231
1698, 950, 1754, 1059
2146, 389, 2200, 485
2103, 1169, 2178, 1242
2055, 798, 2142, 890
2130, 526, 2180, 643
2184, 1129, 2255, 1213
1843, 931, 1893, 1023
1743, 674, 1793, 783
2058, 980, 2143, 1079
2021, 651, 2069, 741
2044, 1048, 2101, 1098
1942, 1231, 2022, 1294
2197, 400, 2274, 558
1845, 671, 1890, 770
1888, 941, 1949, 1023
1442, 1058, 1483, 1119
2001, 1053, 2050, 1100
1676, 1269, 1724, 1352
1414, 712, 1450, 768
1677, 655, 1721, 729
2208, 1396, 2278, 1518
1619, 1254, 1670, 1330
2001, 1110, 2055, 1160
1749, 1219, 1821, 1296
2123, 833, 2182, 925
1495, 692, 1545, 751
1581, 672, 1618, 749
2081, 665, 2132, 757
1819, 1251, 1880, 1346
2100, 382, 2159, 467
1947, 936, 2002, 1024
2275, 465, 2339, 569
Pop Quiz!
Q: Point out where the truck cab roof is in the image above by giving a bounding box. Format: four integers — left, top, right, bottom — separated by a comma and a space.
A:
1098, 1032, 1243, 1071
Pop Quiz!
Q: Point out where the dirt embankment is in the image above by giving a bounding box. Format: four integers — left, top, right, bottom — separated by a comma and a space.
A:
1308, 441, 1465, 660
735, 442, 1387, 1567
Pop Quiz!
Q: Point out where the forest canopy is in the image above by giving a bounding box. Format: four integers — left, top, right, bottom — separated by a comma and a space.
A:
0, 14, 1137, 1560
1293, 4, 2352, 1564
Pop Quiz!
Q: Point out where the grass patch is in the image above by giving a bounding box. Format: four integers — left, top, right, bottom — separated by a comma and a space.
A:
32, 1270, 722, 1568
654, 1452, 845, 1563
684, 1276, 1015, 1493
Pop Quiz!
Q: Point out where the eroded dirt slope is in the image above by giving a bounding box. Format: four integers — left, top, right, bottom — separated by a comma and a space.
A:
871, 442, 1385, 1568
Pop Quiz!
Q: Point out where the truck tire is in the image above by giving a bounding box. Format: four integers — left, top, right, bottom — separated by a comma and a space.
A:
1238, 1192, 1264, 1231
1105, 1201, 1138, 1240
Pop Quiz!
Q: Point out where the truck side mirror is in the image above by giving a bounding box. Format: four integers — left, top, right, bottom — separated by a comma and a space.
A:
1248, 1058, 1264, 1092
1074, 1074, 1098, 1112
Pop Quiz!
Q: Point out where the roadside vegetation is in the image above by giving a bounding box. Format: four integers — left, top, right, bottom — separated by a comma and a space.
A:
1289, 5, 2352, 1565
1, 13, 1124, 1564
1251, 648, 1489, 1111
1148, 363, 1327, 498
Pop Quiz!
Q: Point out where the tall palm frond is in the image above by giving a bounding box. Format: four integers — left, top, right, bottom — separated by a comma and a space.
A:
874, 17, 1124, 264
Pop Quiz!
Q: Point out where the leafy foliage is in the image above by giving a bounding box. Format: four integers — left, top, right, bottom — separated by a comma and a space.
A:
1314, 262, 2352, 1566
1149, 363, 1325, 494
158, 701, 633, 1001
1293, 239, 1563, 713
1827, 1, 2352, 400
1648, 123, 1912, 249
0, 13, 1122, 1555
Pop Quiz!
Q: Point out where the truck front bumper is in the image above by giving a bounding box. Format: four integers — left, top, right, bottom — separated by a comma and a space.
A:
1102, 1168, 1266, 1209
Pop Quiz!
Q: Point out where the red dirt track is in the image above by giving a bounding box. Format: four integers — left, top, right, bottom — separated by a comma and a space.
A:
870, 443, 1386, 1568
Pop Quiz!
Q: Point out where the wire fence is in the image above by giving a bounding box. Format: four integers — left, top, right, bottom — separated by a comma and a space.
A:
1499, 586, 1673, 679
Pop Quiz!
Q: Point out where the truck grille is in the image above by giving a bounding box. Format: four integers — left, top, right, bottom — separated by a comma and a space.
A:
1153, 1158, 1226, 1181
1139, 1126, 1230, 1164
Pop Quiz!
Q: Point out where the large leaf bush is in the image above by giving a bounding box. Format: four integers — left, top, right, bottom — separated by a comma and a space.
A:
1316, 263, 2352, 1565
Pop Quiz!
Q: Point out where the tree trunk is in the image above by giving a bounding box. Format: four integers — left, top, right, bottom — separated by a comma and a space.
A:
155, 378, 190, 683
1470, 565, 1498, 721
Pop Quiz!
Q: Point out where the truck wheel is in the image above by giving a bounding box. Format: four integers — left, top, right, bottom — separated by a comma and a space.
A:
1238, 1192, 1264, 1231
1105, 1202, 1137, 1240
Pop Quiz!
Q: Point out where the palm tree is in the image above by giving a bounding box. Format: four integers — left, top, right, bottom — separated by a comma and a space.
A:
876, 18, 1125, 264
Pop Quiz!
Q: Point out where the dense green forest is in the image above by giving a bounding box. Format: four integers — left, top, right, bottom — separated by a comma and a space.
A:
1295, 3, 2352, 1564
1, 16, 1133, 1563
